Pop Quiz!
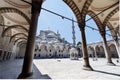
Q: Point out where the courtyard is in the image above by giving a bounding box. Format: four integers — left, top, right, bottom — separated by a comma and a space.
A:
33, 58, 120, 80
0, 58, 120, 79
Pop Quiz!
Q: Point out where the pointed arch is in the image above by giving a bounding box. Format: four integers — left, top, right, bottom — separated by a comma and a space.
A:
9, 33, 28, 43
17, 41, 26, 47
2, 25, 29, 37
103, 6, 119, 26
35, 44, 39, 50
14, 38, 27, 45
81, 0, 93, 19
99, 46, 105, 57
0, 7, 30, 24
95, 45, 101, 57
87, 11, 103, 31
107, 22, 117, 37
109, 44, 119, 58
63, 0, 81, 24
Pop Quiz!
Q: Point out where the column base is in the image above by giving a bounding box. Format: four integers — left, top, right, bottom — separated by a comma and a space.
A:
82, 65, 93, 71
93, 58, 98, 61
107, 62, 116, 66
116, 59, 120, 63
17, 72, 33, 79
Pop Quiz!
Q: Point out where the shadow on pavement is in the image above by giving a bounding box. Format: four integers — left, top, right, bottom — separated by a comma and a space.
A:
0, 59, 51, 79
94, 70, 120, 77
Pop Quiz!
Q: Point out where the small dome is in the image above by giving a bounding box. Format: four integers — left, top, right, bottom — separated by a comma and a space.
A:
47, 33, 56, 38
41, 40, 47, 44
48, 41, 53, 44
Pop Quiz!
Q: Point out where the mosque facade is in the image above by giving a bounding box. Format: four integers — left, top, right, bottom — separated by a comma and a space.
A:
34, 29, 72, 58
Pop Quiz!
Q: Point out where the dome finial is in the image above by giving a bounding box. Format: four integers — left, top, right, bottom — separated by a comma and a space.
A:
47, 27, 50, 30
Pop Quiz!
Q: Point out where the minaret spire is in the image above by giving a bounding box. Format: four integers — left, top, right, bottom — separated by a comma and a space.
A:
57, 30, 61, 38
72, 18, 76, 47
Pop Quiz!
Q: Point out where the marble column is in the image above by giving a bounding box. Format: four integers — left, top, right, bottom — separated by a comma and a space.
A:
7, 52, 9, 59
3, 51, 7, 60
1, 51, 4, 61
101, 32, 115, 66
18, 0, 43, 79
79, 23, 93, 71
0, 50, 3, 61
94, 47, 98, 61
114, 40, 120, 60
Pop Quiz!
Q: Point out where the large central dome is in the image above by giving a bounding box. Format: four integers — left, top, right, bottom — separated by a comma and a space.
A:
36, 29, 71, 45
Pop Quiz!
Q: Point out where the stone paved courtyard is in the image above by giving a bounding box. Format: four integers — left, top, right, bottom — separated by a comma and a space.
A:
0, 58, 120, 79
33, 58, 120, 80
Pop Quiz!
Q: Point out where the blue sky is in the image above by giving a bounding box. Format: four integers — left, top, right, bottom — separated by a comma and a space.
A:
37, 0, 112, 44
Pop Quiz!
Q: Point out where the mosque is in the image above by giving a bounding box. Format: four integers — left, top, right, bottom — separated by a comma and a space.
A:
33, 18, 79, 59
34, 29, 71, 58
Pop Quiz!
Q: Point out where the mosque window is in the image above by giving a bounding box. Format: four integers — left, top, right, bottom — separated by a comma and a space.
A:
39, 54, 41, 57
0, 50, 2, 54
39, 49, 41, 52
35, 49, 37, 52
0, 50, 2, 56
49, 54, 52, 56
34, 54, 36, 57
59, 54, 60, 57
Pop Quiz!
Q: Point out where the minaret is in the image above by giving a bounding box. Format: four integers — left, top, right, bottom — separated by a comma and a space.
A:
57, 30, 60, 38
72, 18, 76, 47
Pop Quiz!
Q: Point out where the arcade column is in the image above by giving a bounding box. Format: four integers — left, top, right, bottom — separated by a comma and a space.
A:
100, 31, 115, 66
79, 22, 93, 71
18, 0, 43, 79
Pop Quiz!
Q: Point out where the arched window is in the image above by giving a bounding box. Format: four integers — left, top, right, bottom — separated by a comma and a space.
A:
34, 54, 36, 57
39, 49, 41, 52
39, 54, 41, 57
49, 54, 52, 57
0, 50, 2, 57
35, 49, 37, 52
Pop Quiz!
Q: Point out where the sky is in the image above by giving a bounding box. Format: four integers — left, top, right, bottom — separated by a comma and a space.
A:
37, 0, 112, 44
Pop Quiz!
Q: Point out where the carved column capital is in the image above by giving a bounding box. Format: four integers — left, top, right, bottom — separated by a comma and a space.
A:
100, 29, 106, 38
78, 20, 85, 31
32, 0, 43, 14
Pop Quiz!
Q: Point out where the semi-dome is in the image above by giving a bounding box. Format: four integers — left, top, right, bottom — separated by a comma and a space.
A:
41, 40, 47, 44
47, 33, 57, 38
